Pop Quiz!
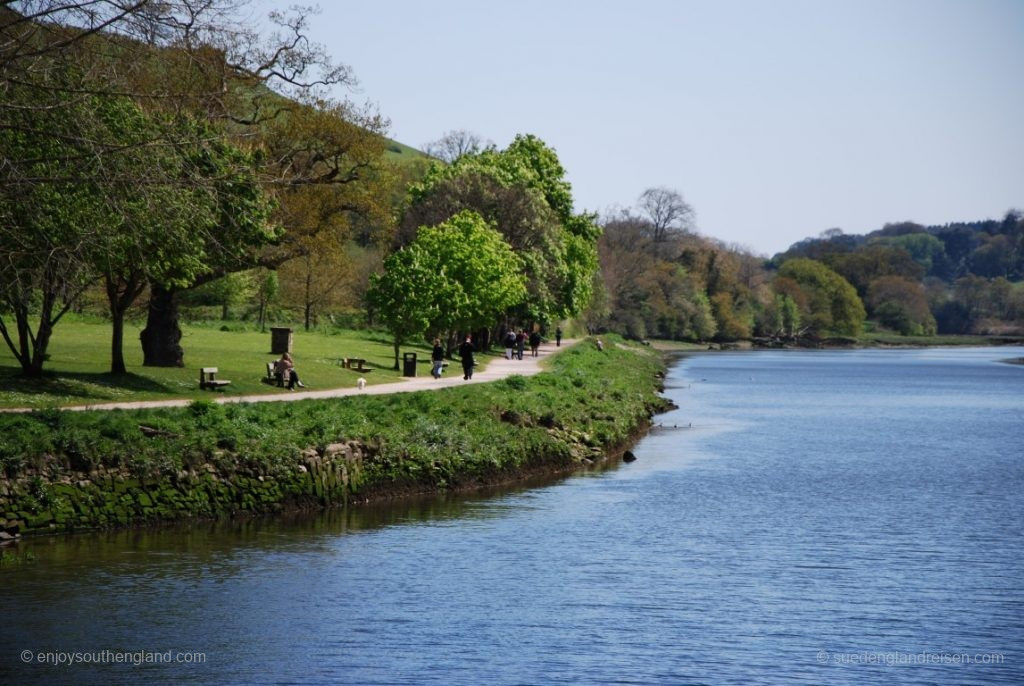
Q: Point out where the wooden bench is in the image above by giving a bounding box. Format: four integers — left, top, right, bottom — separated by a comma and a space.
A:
265, 361, 284, 386
199, 367, 231, 390
343, 357, 370, 373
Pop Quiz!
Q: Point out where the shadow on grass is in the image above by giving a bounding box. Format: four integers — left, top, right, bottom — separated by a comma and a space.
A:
0, 368, 176, 400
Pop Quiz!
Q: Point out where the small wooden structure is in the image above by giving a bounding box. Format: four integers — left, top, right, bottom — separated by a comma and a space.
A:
199, 367, 231, 390
265, 361, 284, 386
270, 327, 293, 354
343, 357, 369, 372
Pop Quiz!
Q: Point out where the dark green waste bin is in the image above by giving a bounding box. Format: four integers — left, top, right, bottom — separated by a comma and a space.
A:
403, 352, 417, 377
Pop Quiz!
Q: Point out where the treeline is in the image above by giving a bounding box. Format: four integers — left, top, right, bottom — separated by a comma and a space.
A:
587, 193, 866, 342
770, 217, 1024, 335
588, 191, 1023, 341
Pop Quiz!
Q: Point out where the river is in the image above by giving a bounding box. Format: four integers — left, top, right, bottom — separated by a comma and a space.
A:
3, 347, 1023, 685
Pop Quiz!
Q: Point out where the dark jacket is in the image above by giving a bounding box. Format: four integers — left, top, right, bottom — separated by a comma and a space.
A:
458, 340, 475, 366
432, 345, 445, 362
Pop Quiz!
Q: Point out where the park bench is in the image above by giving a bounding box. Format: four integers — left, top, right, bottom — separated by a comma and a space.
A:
343, 357, 370, 373
264, 361, 284, 386
199, 367, 231, 391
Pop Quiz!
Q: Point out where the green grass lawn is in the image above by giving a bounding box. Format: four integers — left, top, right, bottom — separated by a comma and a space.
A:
0, 317, 487, 409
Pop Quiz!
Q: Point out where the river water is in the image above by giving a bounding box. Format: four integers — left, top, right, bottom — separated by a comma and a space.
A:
3, 347, 1023, 685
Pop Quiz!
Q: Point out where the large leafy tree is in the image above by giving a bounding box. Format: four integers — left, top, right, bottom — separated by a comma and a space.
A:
138, 128, 278, 367
402, 134, 599, 327
2, 2, 377, 367
368, 210, 525, 369
776, 258, 866, 336
0, 83, 210, 377
867, 276, 936, 335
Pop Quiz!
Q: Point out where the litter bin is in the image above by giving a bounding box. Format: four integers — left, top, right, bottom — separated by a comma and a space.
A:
402, 352, 417, 377
270, 327, 293, 354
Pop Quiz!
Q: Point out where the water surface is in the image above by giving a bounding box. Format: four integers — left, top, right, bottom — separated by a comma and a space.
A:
3, 347, 1023, 684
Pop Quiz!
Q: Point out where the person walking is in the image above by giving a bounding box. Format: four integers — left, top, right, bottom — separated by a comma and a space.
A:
529, 330, 541, 357
503, 328, 516, 360
516, 329, 526, 360
555, 326, 562, 347
458, 334, 476, 380
431, 338, 445, 379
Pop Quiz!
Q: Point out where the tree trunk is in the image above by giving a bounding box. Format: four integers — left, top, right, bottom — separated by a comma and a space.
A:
26, 309, 53, 379
304, 272, 312, 331
393, 336, 400, 371
140, 283, 184, 367
105, 274, 145, 375
110, 309, 127, 375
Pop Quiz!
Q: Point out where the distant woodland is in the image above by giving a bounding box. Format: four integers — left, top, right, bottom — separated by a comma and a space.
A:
590, 206, 1024, 341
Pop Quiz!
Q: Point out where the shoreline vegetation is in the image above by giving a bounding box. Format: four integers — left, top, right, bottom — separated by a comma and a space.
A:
0, 338, 671, 540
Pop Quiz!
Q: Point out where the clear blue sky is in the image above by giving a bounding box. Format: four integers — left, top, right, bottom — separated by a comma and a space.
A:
261, 0, 1023, 256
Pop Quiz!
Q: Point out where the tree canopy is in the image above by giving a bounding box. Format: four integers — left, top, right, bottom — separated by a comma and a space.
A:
402, 134, 599, 324
368, 210, 525, 367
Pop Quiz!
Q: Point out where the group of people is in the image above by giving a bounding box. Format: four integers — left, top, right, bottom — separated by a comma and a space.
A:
431, 334, 479, 380
436, 325, 564, 382
502, 328, 542, 360
278, 325, 566, 388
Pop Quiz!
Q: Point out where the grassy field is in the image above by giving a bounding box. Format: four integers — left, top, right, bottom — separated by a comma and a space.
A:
0, 317, 489, 409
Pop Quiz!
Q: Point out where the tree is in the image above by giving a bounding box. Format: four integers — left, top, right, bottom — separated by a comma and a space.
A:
1, 2, 353, 166
368, 210, 525, 369
823, 244, 923, 297
423, 129, 491, 163
2, 2, 372, 367
253, 268, 279, 331
0, 86, 191, 376
710, 292, 752, 340
0, 186, 99, 377
638, 187, 695, 242
776, 258, 865, 336
139, 131, 278, 367
404, 134, 599, 326
139, 94, 392, 366
278, 229, 351, 331
877, 232, 946, 275
866, 276, 936, 335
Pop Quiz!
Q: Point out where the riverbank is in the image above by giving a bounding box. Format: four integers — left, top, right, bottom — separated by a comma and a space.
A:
0, 338, 670, 539
651, 333, 1024, 352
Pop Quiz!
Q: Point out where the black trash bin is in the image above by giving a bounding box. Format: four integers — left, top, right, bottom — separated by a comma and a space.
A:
402, 352, 417, 377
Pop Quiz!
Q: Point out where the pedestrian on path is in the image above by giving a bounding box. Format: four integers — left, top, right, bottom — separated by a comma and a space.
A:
555, 327, 562, 347
503, 328, 516, 360
529, 330, 541, 357
459, 334, 476, 380
431, 338, 445, 379
516, 330, 526, 360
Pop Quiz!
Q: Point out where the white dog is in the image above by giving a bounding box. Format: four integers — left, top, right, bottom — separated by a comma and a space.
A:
356, 377, 367, 390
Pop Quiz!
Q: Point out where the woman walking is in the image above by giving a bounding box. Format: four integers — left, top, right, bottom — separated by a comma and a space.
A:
458, 334, 476, 380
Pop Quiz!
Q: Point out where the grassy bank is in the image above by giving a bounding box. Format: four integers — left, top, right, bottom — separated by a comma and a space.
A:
0, 339, 669, 536
0, 316, 484, 409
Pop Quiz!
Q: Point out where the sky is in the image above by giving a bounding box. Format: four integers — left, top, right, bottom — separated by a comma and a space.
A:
258, 0, 1023, 256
